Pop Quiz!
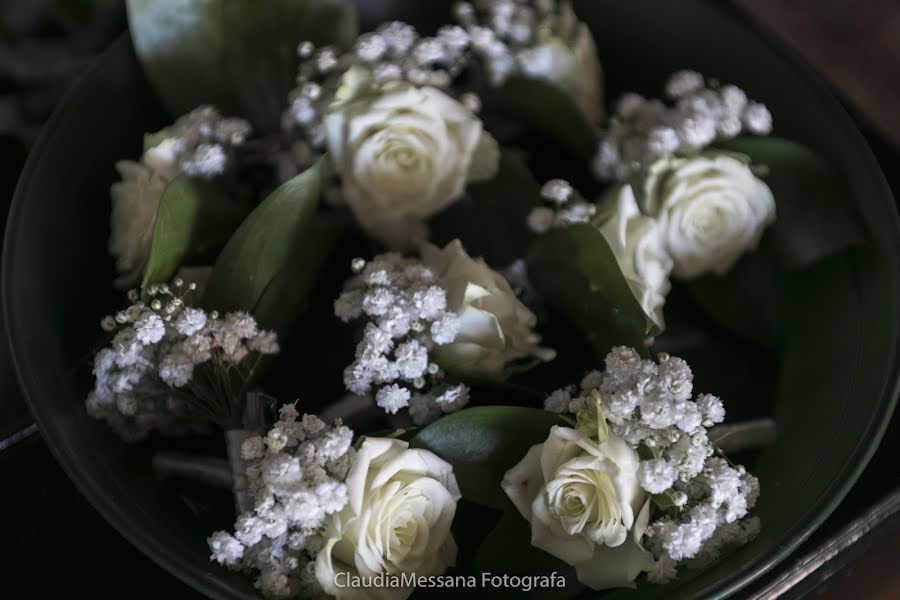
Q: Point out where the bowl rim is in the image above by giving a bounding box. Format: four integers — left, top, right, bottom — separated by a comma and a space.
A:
4, 10, 900, 600
1, 37, 256, 600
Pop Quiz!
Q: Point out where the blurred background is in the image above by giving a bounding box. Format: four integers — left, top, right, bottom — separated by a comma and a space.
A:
0, 0, 898, 598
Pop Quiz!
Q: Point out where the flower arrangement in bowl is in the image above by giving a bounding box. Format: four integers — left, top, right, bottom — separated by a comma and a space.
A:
4, 0, 899, 599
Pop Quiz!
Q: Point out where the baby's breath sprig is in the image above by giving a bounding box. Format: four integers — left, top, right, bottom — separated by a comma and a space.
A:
334, 253, 470, 426
209, 405, 354, 599
145, 105, 252, 179
594, 70, 773, 182
526, 178, 597, 233
87, 280, 280, 441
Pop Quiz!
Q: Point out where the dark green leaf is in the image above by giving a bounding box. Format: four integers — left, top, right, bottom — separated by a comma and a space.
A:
410, 407, 561, 510
683, 241, 784, 354
473, 512, 583, 600
127, 0, 358, 132
141, 177, 248, 297
527, 224, 658, 360
431, 149, 541, 267
715, 136, 865, 270
203, 163, 321, 313
252, 214, 348, 337
486, 76, 597, 163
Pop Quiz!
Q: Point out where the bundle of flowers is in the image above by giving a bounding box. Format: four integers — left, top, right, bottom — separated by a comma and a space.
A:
79, 0, 865, 597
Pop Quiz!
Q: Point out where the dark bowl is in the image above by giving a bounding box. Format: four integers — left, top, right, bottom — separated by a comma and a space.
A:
4, 1, 899, 598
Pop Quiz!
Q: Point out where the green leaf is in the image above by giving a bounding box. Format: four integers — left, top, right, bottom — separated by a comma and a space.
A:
140, 178, 247, 297
203, 163, 321, 313
715, 136, 865, 270
410, 407, 561, 510
252, 214, 348, 337
683, 243, 784, 354
486, 76, 597, 163
527, 223, 658, 360
127, 0, 358, 132
430, 149, 541, 267
473, 512, 584, 600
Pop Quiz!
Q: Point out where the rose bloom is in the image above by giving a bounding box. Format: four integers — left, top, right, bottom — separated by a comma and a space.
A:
639, 153, 776, 279
594, 185, 673, 328
422, 240, 554, 380
502, 425, 653, 590
325, 67, 499, 247
316, 438, 461, 600
517, 1, 603, 125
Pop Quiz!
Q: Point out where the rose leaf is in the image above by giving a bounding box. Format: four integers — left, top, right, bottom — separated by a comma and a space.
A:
472, 512, 584, 600
486, 76, 598, 163
410, 406, 562, 511
127, 0, 358, 132
430, 149, 542, 268
140, 177, 248, 300
527, 223, 659, 360
203, 162, 321, 316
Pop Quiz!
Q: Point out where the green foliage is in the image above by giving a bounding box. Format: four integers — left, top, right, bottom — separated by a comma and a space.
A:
203, 163, 321, 317
127, 0, 357, 132
473, 512, 584, 600
431, 149, 542, 267
252, 214, 348, 336
410, 407, 561, 510
528, 224, 658, 360
487, 76, 597, 163
140, 177, 247, 297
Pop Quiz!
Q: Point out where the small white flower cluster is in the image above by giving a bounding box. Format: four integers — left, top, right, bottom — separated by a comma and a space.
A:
545, 346, 760, 579
283, 21, 474, 153
334, 254, 470, 425
147, 105, 251, 178
526, 178, 597, 233
593, 70, 773, 181
209, 405, 353, 599
454, 0, 573, 86
86, 282, 279, 440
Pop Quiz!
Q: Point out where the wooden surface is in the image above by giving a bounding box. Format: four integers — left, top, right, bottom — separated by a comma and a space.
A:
734, 0, 900, 146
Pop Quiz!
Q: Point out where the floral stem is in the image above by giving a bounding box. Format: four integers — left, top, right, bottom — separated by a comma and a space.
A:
151, 452, 232, 489
226, 428, 256, 514
709, 418, 777, 454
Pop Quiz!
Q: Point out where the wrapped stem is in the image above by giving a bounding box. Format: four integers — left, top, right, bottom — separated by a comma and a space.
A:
152, 452, 231, 488
709, 418, 777, 454
226, 428, 255, 514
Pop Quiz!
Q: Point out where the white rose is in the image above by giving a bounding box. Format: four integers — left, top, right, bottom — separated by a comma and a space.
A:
109, 132, 179, 289
325, 68, 499, 247
639, 153, 776, 279
517, 2, 603, 125
315, 438, 461, 600
422, 240, 554, 380
502, 425, 654, 590
594, 185, 673, 328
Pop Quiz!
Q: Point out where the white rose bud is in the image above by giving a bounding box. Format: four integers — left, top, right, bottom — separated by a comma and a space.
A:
422, 240, 554, 380
325, 67, 500, 247
639, 153, 776, 279
315, 438, 461, 600
502, 425, 654, 590
517, 2, 603, 125
594, 185, 673, 329
109, 131, 179, 289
